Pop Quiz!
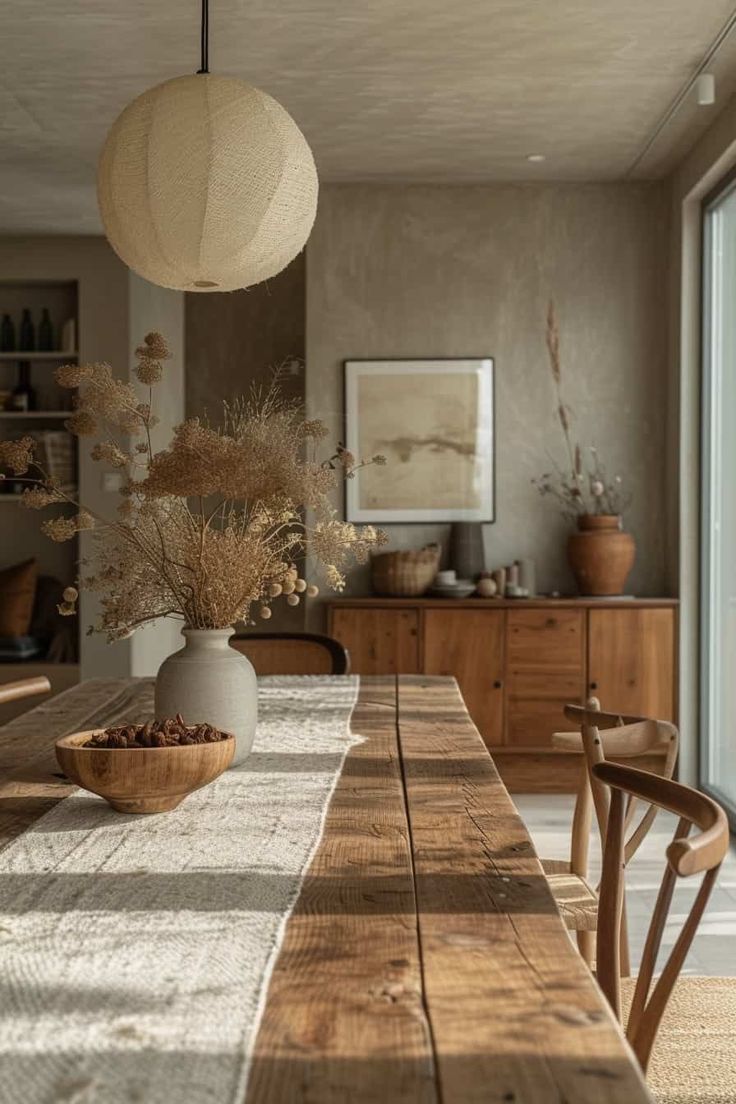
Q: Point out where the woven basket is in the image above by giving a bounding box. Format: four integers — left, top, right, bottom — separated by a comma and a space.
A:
370, 544, 441, 597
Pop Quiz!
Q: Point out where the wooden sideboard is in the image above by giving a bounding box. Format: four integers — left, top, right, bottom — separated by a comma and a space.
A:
327, 597, 678, 792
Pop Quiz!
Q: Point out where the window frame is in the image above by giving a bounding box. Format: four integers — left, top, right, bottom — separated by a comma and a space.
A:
700, 167, 736, 826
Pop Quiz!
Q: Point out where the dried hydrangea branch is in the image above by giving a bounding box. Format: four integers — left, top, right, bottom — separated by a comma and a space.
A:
132, 508, 196, 615
322, 443, 387, 477
545, 301, 591, 514
533, 448, 630, 522
1, 334, 387, 639
536, 305, 630, 523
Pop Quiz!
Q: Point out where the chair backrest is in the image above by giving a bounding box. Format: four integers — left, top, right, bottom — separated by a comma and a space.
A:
593, 761, 729, 1072
229, 633, 349, 676
555, 700, 679, 877
581, 717, 680, 865
564, 702, 650, 730
0, 676, 51, 706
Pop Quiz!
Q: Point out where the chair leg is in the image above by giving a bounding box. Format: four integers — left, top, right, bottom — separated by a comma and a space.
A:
577, 928, 595, 968
619, 897, 631, 978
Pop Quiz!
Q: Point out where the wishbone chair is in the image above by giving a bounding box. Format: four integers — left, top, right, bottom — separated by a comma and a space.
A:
593, 761, 733, 1102
542, 702, 679, 971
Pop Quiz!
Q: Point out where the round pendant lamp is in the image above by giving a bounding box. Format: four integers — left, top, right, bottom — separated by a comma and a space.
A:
96, 1, 318, 293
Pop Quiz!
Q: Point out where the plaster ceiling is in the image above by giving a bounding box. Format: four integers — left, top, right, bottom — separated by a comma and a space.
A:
2, 0, 736, 232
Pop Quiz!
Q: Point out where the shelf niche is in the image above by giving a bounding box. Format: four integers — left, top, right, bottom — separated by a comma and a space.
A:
0, 278, 79, 666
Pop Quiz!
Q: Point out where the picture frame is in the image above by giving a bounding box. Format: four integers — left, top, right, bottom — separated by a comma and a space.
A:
344, 357, 495, 523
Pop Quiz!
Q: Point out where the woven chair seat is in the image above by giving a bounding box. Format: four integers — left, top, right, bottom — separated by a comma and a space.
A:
621, 975, 736, 1103
540, 857, 571, 875
545, 871, 598, 931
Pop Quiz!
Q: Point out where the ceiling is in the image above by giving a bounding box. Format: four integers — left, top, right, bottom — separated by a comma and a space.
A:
2, 0, 736, 233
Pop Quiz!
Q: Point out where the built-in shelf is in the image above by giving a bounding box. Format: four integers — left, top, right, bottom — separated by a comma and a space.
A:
0, 492, 77, 502
0, 351, 78, 362
0, 278, 80, 666
0, 410, 70, 419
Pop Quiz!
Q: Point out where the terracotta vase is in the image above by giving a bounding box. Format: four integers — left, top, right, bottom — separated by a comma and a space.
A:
567, 514, 635, 596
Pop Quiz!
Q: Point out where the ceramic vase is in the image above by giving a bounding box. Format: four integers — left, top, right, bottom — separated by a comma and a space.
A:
154, 628, 257, 766
449, 522, 485, 580
567, 514, 636, 596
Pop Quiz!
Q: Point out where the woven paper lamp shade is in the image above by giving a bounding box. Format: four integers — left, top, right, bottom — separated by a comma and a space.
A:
97, 74, 318, 292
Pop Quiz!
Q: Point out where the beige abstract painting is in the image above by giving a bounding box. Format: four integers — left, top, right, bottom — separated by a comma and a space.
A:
345, 359, 494, 522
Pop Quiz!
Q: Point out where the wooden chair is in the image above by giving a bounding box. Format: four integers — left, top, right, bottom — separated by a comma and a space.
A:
542, 702, 679, 969
0, 676, 51, 707
593, 761, 735, 1100
229, 632, 350, 676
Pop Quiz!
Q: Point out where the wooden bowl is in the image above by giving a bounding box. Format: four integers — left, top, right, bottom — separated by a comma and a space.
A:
55, 730, 235, 814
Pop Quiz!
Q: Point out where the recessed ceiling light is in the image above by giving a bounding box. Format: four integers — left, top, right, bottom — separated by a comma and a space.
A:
696, 73, 715, 106
527, 154, 546, 163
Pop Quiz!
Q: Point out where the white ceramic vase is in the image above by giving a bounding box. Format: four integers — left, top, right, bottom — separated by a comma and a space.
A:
154, 628, 257, 766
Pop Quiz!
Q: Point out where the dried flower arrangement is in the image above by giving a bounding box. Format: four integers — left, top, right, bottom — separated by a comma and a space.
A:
0, 333, 387, 640
532, 302, 631, 521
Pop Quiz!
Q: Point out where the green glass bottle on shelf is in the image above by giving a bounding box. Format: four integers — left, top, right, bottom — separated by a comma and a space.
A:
10, 362, 37, 412
0, 313, 15, 352
38, 308, 54, 352
19, 308, 35, 352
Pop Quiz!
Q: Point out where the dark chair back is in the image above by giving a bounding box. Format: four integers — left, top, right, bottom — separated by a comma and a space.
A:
230, 633, 349, 676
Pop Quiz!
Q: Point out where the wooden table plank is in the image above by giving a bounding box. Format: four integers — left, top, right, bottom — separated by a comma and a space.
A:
396, 675, 651, 1103
0, 678, 153, 850
246, 676, 437, 1103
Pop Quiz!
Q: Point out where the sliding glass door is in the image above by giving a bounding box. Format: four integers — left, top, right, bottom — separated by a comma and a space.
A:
702, 177, 736, 820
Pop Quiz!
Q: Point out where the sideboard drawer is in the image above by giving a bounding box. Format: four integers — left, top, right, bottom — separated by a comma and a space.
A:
506, 609, 585, 747
507, 670, 584, 747
507, 671, 583, 699
507, 609, 585, 672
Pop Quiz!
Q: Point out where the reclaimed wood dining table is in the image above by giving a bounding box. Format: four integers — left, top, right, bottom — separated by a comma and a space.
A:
0, 674, 652, 1103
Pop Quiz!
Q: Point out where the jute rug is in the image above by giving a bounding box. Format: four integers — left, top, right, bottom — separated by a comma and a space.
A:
0, 675, 359, 1104
621, 975, 736, 1104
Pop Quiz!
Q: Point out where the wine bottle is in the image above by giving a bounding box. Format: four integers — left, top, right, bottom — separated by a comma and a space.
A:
38, 308, 54, 352
19, 308, 35, 352
10, 362, 36, 412
0, 314, 15, 352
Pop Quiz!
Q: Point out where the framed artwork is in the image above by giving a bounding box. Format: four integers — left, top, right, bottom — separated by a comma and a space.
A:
344, 358, 495, 523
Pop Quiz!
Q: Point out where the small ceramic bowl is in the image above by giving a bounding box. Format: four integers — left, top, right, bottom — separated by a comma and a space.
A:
430, 580, 477, 599
55, 729, 235, 814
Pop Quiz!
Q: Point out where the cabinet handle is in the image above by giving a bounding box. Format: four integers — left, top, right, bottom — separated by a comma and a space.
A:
589, 681, 598, 690
493, 680, 503, 689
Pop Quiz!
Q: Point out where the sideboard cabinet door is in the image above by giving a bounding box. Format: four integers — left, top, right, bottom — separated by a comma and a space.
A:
423, 609, 505, 747
587, 608, 675, 720
330, 607, 420, 675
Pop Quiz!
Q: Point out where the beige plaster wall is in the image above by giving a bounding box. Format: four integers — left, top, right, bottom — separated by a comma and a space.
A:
305, 183, 670, 608
185, 254, 307, 632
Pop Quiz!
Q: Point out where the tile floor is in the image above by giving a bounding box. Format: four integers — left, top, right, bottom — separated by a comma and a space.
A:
516, 793, 736, 976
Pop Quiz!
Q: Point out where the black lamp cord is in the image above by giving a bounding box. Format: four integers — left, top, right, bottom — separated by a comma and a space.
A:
196, 0, 209, 74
